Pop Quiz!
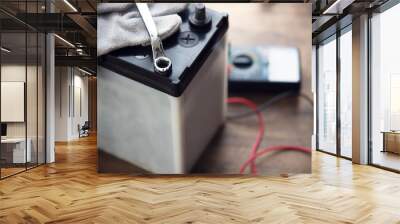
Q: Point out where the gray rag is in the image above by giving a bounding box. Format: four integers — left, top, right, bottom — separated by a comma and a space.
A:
97, 3, 188, 56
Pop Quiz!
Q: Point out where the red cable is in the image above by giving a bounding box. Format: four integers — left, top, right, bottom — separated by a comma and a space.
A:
227, 97, 264, 174
227, 96, 312, 175
239, 145, 311, 174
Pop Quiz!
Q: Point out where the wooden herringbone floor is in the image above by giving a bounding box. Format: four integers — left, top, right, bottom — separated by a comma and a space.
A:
0, 135, 400, 223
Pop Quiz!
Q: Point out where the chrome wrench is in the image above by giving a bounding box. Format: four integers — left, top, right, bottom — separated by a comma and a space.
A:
136, 3, 172, 75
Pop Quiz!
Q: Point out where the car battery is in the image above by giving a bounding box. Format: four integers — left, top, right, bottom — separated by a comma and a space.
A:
97, 4, 229, 174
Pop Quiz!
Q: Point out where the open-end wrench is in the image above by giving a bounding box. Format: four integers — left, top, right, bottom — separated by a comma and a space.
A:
136, 3, 172, 75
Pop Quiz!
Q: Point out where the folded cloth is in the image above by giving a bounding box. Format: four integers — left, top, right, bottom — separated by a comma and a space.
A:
97, 3, 188, 56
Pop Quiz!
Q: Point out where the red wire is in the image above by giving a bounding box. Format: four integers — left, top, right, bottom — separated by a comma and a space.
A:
239, 145, 311, 174
227, 96, 312, 175
227, 97, 264, 174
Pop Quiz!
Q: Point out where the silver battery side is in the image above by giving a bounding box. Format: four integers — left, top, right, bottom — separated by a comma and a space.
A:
98, 35, 227, 174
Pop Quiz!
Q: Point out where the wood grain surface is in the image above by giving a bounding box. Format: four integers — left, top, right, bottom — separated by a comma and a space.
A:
1, 135, 400, 223
2, 4, 400, 224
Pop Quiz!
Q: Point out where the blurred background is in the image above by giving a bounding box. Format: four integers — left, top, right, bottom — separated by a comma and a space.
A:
192, 4, 312, 175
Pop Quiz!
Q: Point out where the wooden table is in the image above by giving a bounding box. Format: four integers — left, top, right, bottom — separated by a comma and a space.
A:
192, 4, 312, 175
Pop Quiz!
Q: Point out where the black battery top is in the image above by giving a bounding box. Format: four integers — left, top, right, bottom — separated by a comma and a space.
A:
99, 5, 228, 97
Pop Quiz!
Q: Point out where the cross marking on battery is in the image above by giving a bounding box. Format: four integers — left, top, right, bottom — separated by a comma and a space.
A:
180, 33, 196, 44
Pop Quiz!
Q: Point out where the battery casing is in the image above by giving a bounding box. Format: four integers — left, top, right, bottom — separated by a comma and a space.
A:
97, 7, 228, 174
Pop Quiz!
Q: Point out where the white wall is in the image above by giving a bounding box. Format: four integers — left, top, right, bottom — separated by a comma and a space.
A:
1, 65, 26, 131
1, 63, 46, 164
55, 67, 89, 141
71, 73, 89, 138
1, 82, 25, 122
1, 65, 37, 138
55, 66, 70, 141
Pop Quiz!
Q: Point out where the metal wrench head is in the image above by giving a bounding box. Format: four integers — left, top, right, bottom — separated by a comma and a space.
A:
136, 3, 172, 75
154, 56, 172, 74
151, 37, 172, 75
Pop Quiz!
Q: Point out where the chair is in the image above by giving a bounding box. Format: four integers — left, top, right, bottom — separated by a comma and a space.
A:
79, 121, 90, 138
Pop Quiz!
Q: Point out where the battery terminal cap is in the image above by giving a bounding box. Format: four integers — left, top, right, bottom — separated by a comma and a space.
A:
189, 3, 212, 29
